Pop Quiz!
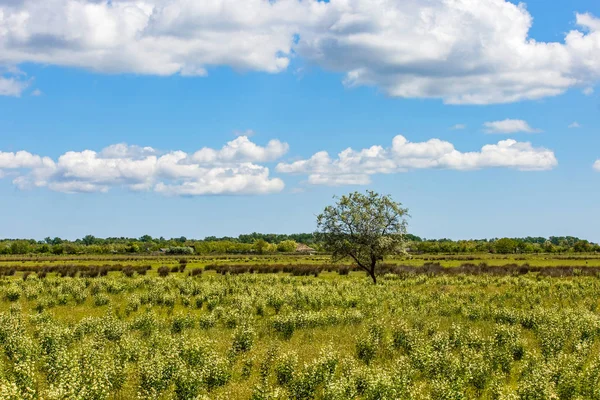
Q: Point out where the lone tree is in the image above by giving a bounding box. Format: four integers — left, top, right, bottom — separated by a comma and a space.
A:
317, 191, 409, 284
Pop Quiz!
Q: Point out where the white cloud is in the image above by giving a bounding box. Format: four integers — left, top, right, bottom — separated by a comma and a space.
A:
276, 135, 557, 186
594, 160, 600, 171
99, 143, 157, 159
1, 1, 600, 104
568, 122, 581, 129
0, 76, 28, 96
451, 124, 466, 130
298, 3, 600, 104
0, 136, 287, 195
0, 0, 309, 76
31, 88, 42, 96
190, 136, 288, 164
155, 164, 284, 196
0, 150, 52, 169
583, 87, 595, 96
483, 119, 542, 134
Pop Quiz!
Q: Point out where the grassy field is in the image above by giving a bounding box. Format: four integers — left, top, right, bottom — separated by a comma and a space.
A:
1, 254, 600, 399
2, 251, 600, 268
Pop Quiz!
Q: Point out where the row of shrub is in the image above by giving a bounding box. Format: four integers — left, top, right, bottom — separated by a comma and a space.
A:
380, 262, 600, 277
204, 262, 600, 278
0, 264, 152, 278
3, 261, 600, 279
205, 263, 326, 276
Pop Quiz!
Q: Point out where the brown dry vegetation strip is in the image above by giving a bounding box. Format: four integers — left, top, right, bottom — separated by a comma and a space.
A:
205, 262, 600, 277
2, 261, 600, 278
0, 263, 152, 277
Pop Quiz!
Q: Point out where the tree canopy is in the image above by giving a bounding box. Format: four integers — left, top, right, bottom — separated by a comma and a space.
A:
317, 191, 409, 283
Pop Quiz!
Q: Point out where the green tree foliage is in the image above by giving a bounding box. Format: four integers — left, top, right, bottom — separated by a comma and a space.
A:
317, 191, 409, 283
253, 239, 270, 255
139, 235, 153, 243
574, 240, 592, 252
37, 244, 51, 254
165, 247, 194, 255
8, 240, 32, 255
277, 240, 297, 253
238, 232, 316, 245
0, 232, 597, 256
126, 243, 140, 253
494, 238, 519, 254
81, 235, 98, 246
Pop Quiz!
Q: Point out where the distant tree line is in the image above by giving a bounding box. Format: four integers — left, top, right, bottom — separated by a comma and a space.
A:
0, 233, 597, 255
408, 236, 599, 254
0, 233, 313, 255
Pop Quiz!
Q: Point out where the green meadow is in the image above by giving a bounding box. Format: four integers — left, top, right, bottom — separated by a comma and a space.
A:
1, 254, 600, 399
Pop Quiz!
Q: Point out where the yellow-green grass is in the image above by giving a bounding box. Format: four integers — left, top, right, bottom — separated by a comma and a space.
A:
1, 271, 600, 398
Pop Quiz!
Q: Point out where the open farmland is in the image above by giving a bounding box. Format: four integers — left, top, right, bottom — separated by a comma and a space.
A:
1, 254, 600, 399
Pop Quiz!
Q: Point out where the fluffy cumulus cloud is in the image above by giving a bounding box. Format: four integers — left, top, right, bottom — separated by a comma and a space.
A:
0, 136, 286, 195
0, 75, 28, 96
1, 0, 600, 103
276, 135, 558, 186
0, 0, 310, 78
190, 136, 288, 164
0, 150, 53, 169
483, 119, 542, 134
594, 160, 600, 171
297, 2, 600, 104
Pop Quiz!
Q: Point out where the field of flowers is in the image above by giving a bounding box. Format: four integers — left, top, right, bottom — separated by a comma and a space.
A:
1, 265, 600, 399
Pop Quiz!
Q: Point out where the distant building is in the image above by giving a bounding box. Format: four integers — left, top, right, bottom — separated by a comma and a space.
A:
295, 243, 316, 254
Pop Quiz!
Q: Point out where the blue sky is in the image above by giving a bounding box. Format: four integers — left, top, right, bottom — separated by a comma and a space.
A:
1, 0, 599, 241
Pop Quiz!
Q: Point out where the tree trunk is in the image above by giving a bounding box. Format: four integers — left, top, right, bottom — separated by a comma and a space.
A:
351, 254, 378, 284
369, 262, 377, 284
369, 272, 377, 284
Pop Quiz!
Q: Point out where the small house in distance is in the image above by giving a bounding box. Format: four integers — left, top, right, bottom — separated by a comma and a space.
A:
295, 243, 316, 254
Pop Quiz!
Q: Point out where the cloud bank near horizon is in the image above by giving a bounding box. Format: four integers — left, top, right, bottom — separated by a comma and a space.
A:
0, 134, 562, 195
0, 136, 288, 195
276, 136, 558, 186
